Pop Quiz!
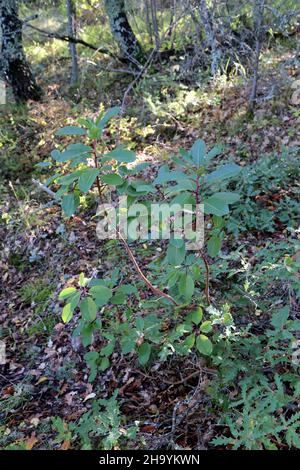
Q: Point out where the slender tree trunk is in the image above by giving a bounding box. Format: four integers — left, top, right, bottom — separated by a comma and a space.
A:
144, 0, 154, 46
150, 0, 160, 50
0, 0, 42, 103
198, 0, 221, 76
248, 0, 265, 114
104, 0, 142, 65
66, 0, 78, 85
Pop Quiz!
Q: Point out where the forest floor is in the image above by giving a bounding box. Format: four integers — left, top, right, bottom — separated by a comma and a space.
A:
0, 35, 299, 450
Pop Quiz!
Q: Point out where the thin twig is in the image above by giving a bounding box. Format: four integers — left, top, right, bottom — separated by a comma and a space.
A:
31, 178, 56, 198
117, 230, 178, 305
24, 23, 120, 61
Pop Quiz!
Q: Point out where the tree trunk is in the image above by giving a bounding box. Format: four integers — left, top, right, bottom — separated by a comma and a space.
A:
150, 0, 160, 51
0, 0, 42, 103
66, 0, 78, 86
248, 0, 265, 115
104, 0, 142, 65
197, 0, 221, 76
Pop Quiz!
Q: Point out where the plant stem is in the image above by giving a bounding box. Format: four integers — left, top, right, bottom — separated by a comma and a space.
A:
92, 139, 103, 201
194, 175, 210, 303
93, 139, 177, 306
200, 250, 210, 303
117, 230, 178, 305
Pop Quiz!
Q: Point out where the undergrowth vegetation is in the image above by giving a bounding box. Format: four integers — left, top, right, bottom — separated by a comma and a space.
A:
0, 0, 299, 453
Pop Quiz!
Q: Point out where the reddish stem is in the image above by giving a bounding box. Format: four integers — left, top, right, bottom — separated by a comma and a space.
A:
92, 139, 103, 200
92, 138, 177, 306
194, 174, 210, 303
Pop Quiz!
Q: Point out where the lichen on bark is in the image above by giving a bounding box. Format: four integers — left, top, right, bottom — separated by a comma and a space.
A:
0, 0, 42, 102
104, 0, 143, 64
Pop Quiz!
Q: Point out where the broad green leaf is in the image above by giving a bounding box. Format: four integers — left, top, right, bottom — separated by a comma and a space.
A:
176, 322, 193, 334
84, 351, 99, 363
133, 182, 156, 193
207, 234, 222, 257
196, 334, 213, 356
191, 139, 207, 167
57, 171, 81, 186
167, 270, 180, 288
271, 306, 289, 330
206, 145, 223, 160
80, 324, 94, 347
206, 163, 241, 184
138, 342, 151, 365
84, 351, 99, 381
164, 179, 196, 196
59, 287, 77, 300
62, 144, 91, 160
80, 297, 97, 322
117, 284, 138, 295
154, 165, 188, 185
170, 238, 185, 248
101, 173, 124, 186
52, 144, 91, 163
99, 357, 110, 371
78, 168, 99, 193
105, 147, 135, 163
96, 107, 120, 129
172, 192, 195, 205
88, 127, 102, 140
101, 340, 115, 357
77, 117, 95, 130
111, 291, 126, 305
70, 292, 81, 311
188, 307, 203, 325
203, 196, 229, 216
213, 215, 223, 229
212, 192, 240, 204
184, 334, 196, 349
200, 321, 213, 333
62, 303, 74, 323
90, 285, 112, 306
61, 193, 79, 217
51, 149, 64, 162
120, 336, 136, 354
56, 125, 87, 136
167, 240, 186, 266
179, 274, 194, 299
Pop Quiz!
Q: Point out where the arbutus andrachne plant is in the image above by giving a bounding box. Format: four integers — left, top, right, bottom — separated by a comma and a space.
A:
38, 107, 242, 373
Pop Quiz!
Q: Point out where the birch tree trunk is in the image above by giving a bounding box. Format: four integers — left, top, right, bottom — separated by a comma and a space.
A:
0, 0, 42, 103
198, 0, 221, 76
104, 0, 142, 64
66, 0, 78, 85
